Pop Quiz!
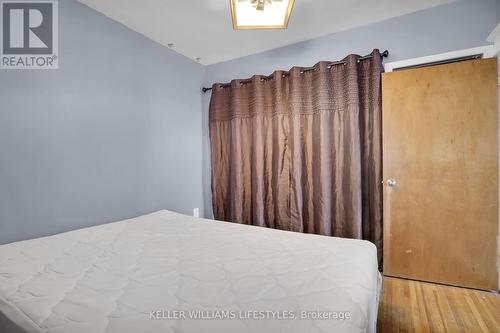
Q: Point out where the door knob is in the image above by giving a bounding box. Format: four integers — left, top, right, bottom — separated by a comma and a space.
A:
387, 179, 397, 187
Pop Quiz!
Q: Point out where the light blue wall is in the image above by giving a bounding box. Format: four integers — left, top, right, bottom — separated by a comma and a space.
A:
0, 0, 205, 244
201, 0, 499, 216
497, 0, 500, 23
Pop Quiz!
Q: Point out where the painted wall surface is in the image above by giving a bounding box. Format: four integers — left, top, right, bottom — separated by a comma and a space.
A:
497, 0, 500, 23
201, 0, 499, 216
0, 0, 205, 244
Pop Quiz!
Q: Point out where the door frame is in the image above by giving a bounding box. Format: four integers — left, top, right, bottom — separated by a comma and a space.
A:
384, 46, 496, 72
383, 45, 500, 291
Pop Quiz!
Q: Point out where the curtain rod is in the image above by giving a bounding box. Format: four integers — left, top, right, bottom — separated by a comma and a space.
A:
202, 50, 389, 93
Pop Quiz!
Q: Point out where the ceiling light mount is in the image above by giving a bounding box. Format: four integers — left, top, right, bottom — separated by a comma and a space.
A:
230, 0, 295, 30
250, 0, 273, 11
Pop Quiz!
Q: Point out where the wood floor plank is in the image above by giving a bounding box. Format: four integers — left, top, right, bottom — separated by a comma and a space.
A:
433, 284, 459, 333
464, 295, 489, 333
408, 279, 422, 333
468, 292, 499, 333
422, 283, 446, 333
453, 286, 479, 332
378, 277, 500, 333
414, 279, 431, 332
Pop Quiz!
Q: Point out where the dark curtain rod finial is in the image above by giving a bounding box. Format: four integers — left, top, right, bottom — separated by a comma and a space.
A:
202, 49, 389, 93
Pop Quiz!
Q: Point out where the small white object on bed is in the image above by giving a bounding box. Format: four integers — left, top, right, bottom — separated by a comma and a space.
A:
0, 210, 381, 333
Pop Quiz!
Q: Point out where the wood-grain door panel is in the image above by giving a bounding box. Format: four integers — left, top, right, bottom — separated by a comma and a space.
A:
382, 58, 498, 291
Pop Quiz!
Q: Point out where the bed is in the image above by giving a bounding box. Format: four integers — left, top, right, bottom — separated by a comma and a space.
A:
0, 210, 381, 333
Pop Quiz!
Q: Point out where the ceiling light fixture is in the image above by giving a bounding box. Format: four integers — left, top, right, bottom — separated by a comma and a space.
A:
230, 0, 295, 30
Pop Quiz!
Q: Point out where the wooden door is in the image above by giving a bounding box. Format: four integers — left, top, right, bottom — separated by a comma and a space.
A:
382, 58, 498, 291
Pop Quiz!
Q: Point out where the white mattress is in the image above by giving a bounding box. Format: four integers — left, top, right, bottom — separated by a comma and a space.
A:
0, 210, 381, 333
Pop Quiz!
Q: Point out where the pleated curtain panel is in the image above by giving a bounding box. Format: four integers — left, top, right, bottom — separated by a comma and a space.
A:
209, 49, 384, 263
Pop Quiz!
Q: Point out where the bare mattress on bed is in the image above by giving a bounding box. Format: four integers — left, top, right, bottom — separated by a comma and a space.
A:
0, 210, 381, 333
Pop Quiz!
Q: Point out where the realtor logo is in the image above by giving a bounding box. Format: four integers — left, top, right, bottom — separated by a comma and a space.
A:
1, 0, 58, 69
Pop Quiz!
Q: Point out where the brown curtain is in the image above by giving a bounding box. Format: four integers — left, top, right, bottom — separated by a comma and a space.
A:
209, 49, 383, 262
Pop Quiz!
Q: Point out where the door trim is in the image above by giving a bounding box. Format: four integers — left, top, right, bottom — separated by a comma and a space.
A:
384, 46, 495, 72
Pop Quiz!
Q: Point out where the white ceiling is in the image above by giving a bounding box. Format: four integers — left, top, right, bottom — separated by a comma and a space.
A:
78, 0, 453, 65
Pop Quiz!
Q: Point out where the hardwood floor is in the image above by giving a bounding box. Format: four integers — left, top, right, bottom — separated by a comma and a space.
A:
377, 276, 500, 333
